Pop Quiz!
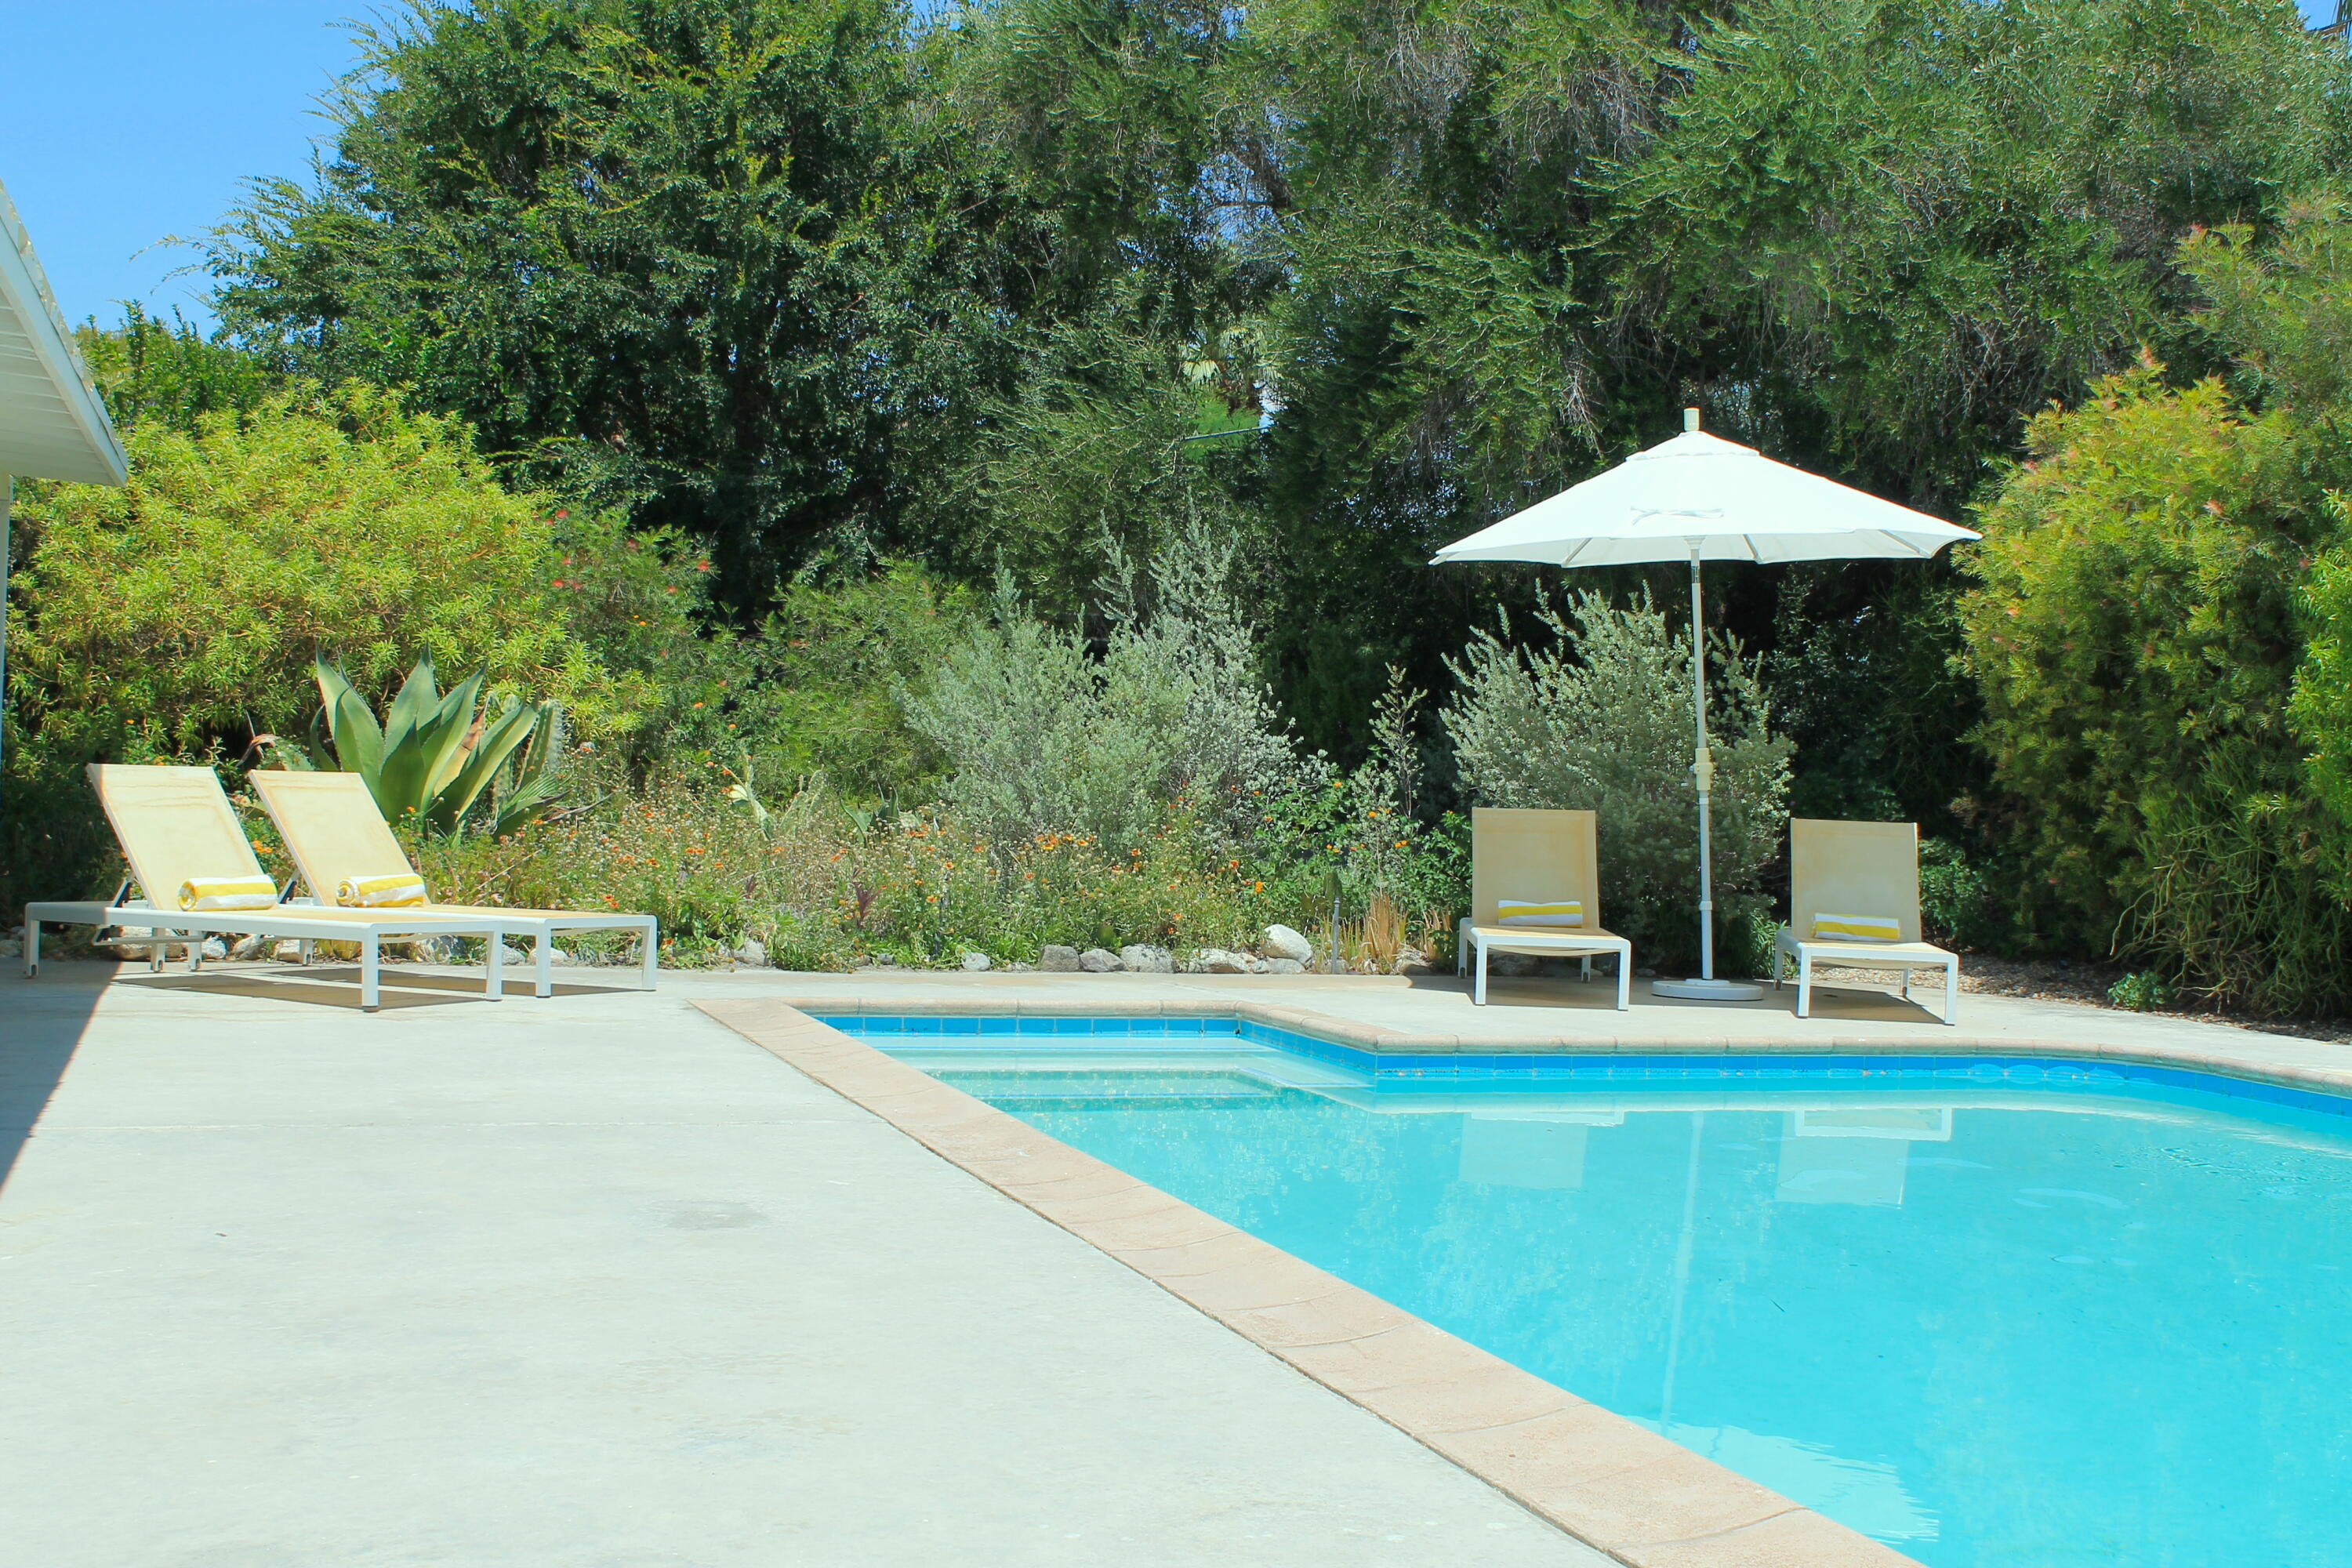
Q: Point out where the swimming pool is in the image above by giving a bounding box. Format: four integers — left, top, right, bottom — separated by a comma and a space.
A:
825, 1014, 2352, 1568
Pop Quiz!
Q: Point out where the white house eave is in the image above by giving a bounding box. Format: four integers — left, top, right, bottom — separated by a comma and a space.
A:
0, 174, 127, 486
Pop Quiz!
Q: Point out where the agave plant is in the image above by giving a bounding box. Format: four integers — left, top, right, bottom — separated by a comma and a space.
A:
263, 654, 567, 837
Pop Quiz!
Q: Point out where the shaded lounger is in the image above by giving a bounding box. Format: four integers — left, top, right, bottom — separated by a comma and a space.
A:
249, 768, 658, 998
1453, 806, 1632, 1008
1772, 818, 1959, 1025
23, 764, 508, 1011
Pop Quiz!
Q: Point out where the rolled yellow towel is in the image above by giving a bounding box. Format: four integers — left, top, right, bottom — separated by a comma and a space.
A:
1497, 898, 1582, 928
337, 871, 428, 908
178, 876, 278, 913
1812, 913, 1900, 943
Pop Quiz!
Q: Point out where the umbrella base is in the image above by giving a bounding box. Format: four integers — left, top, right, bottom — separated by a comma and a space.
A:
1651, 977, 1765, 1003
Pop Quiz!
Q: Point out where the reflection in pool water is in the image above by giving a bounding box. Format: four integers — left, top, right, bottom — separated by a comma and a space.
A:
862, 1038, 2352, 1568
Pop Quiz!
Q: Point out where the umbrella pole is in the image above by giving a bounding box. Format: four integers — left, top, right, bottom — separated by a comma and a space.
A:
1690, 548, 1715, 982
1653, 545, 1763, 1003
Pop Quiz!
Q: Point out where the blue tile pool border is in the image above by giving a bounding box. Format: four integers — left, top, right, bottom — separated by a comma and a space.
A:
810, 1010, 2352, 1120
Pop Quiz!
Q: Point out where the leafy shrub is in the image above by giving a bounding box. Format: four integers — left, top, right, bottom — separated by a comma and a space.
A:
1918, 836, 2004, 952
7, 382, 648, 754
730, 564, 982, 804
2107, 972, 2176, 1013
905, 524, 1308, 853
1959, 360, 2352, 1013
1443, 589, 1792, 972
1251, 668, 1467, 937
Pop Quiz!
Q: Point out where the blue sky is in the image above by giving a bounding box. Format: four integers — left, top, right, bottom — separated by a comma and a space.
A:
1, 2, 368, 328
1, 0, 2341, 330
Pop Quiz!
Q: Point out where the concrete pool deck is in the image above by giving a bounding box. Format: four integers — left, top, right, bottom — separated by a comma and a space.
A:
8, 957, 2346, 1565
1, 962, 1613, 1568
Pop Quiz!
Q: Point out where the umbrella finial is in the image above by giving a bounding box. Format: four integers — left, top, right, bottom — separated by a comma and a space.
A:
1684, 407, 1700, 433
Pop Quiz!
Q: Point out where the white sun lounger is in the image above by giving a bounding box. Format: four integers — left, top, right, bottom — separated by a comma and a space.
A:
1772, 818, 1958, 1025
23, 764, 509, 1011
250, 768, 657, 997
1454, 807, 1632, 1008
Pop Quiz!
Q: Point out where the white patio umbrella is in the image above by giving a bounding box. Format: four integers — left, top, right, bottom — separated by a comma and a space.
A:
1432, 410, 1979, 1001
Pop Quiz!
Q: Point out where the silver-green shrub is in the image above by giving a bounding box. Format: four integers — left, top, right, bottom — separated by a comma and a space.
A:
1443, 590, 1792, 968
904, 522, 1309, 853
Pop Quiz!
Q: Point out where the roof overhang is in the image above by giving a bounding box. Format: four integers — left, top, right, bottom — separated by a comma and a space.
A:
0, 175, 127, 486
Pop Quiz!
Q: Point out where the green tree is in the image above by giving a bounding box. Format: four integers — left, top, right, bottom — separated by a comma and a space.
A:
205, 0, 1028, 607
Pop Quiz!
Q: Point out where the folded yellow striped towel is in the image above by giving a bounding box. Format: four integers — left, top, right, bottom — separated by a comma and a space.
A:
336, 872, 428, 909
1812, 913, 1900, 943
1497, 898, 1582, 928
178, 876, 278, 913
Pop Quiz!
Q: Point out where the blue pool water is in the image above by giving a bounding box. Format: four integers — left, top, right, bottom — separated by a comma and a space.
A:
828, 1016, 2352, 1567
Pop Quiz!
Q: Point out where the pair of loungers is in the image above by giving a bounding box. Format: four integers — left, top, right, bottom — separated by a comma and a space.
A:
23, 764, 657, 1011
1454, 808, 1959, 1023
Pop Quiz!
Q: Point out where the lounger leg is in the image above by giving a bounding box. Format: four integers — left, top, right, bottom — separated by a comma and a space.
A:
1474, 940, 1488, 1007
1616, 949, 1629, 1011
361, 933, 380, 1012
535, 934, 554, 1000
1945, 960, 1959, 1026
1581, 956, 1592, 983
641, 921, 659, 991
1797, 953, 1813, 1019
485, 934, 504, 1002
1901, 968, 1911, 1000
25, 916, 39, 978
297, 939, 312, 967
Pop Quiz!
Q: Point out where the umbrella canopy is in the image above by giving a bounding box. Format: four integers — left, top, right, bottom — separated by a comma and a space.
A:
1432, 413, 1977, 1004
1431, 427, 1976, 568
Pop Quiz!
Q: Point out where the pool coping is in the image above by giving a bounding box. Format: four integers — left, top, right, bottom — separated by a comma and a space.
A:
696, 996, 1924, 1568
759, 991, 2352, 1102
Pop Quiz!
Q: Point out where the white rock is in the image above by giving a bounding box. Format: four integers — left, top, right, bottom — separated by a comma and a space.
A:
1007, 961, 1036, 972
1261, 924, 1313, 962
1039, 945, 1082, 972
198, 938, 228, 960
1078, 947, 1120, 973
229, 934, 268, 962
960, 951, 993, 971
273, 939, 304, 961
1118, 943, 1174, 974
548, 947, 578, 967
1196, 948, 1250, 975
733, 938, 769, 968
1265, 957, 1306, 975
0, 938, 20, 960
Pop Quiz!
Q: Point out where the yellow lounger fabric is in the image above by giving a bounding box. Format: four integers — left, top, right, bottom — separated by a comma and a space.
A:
1812, 913, 1900, 943
179, 875, 279, 912
1497, 898, 1583, 928
337, 872, 428, 908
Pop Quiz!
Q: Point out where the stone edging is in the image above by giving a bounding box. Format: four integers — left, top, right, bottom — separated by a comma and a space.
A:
765, 992, 2352, 1100
695, 997, 1922, 1568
